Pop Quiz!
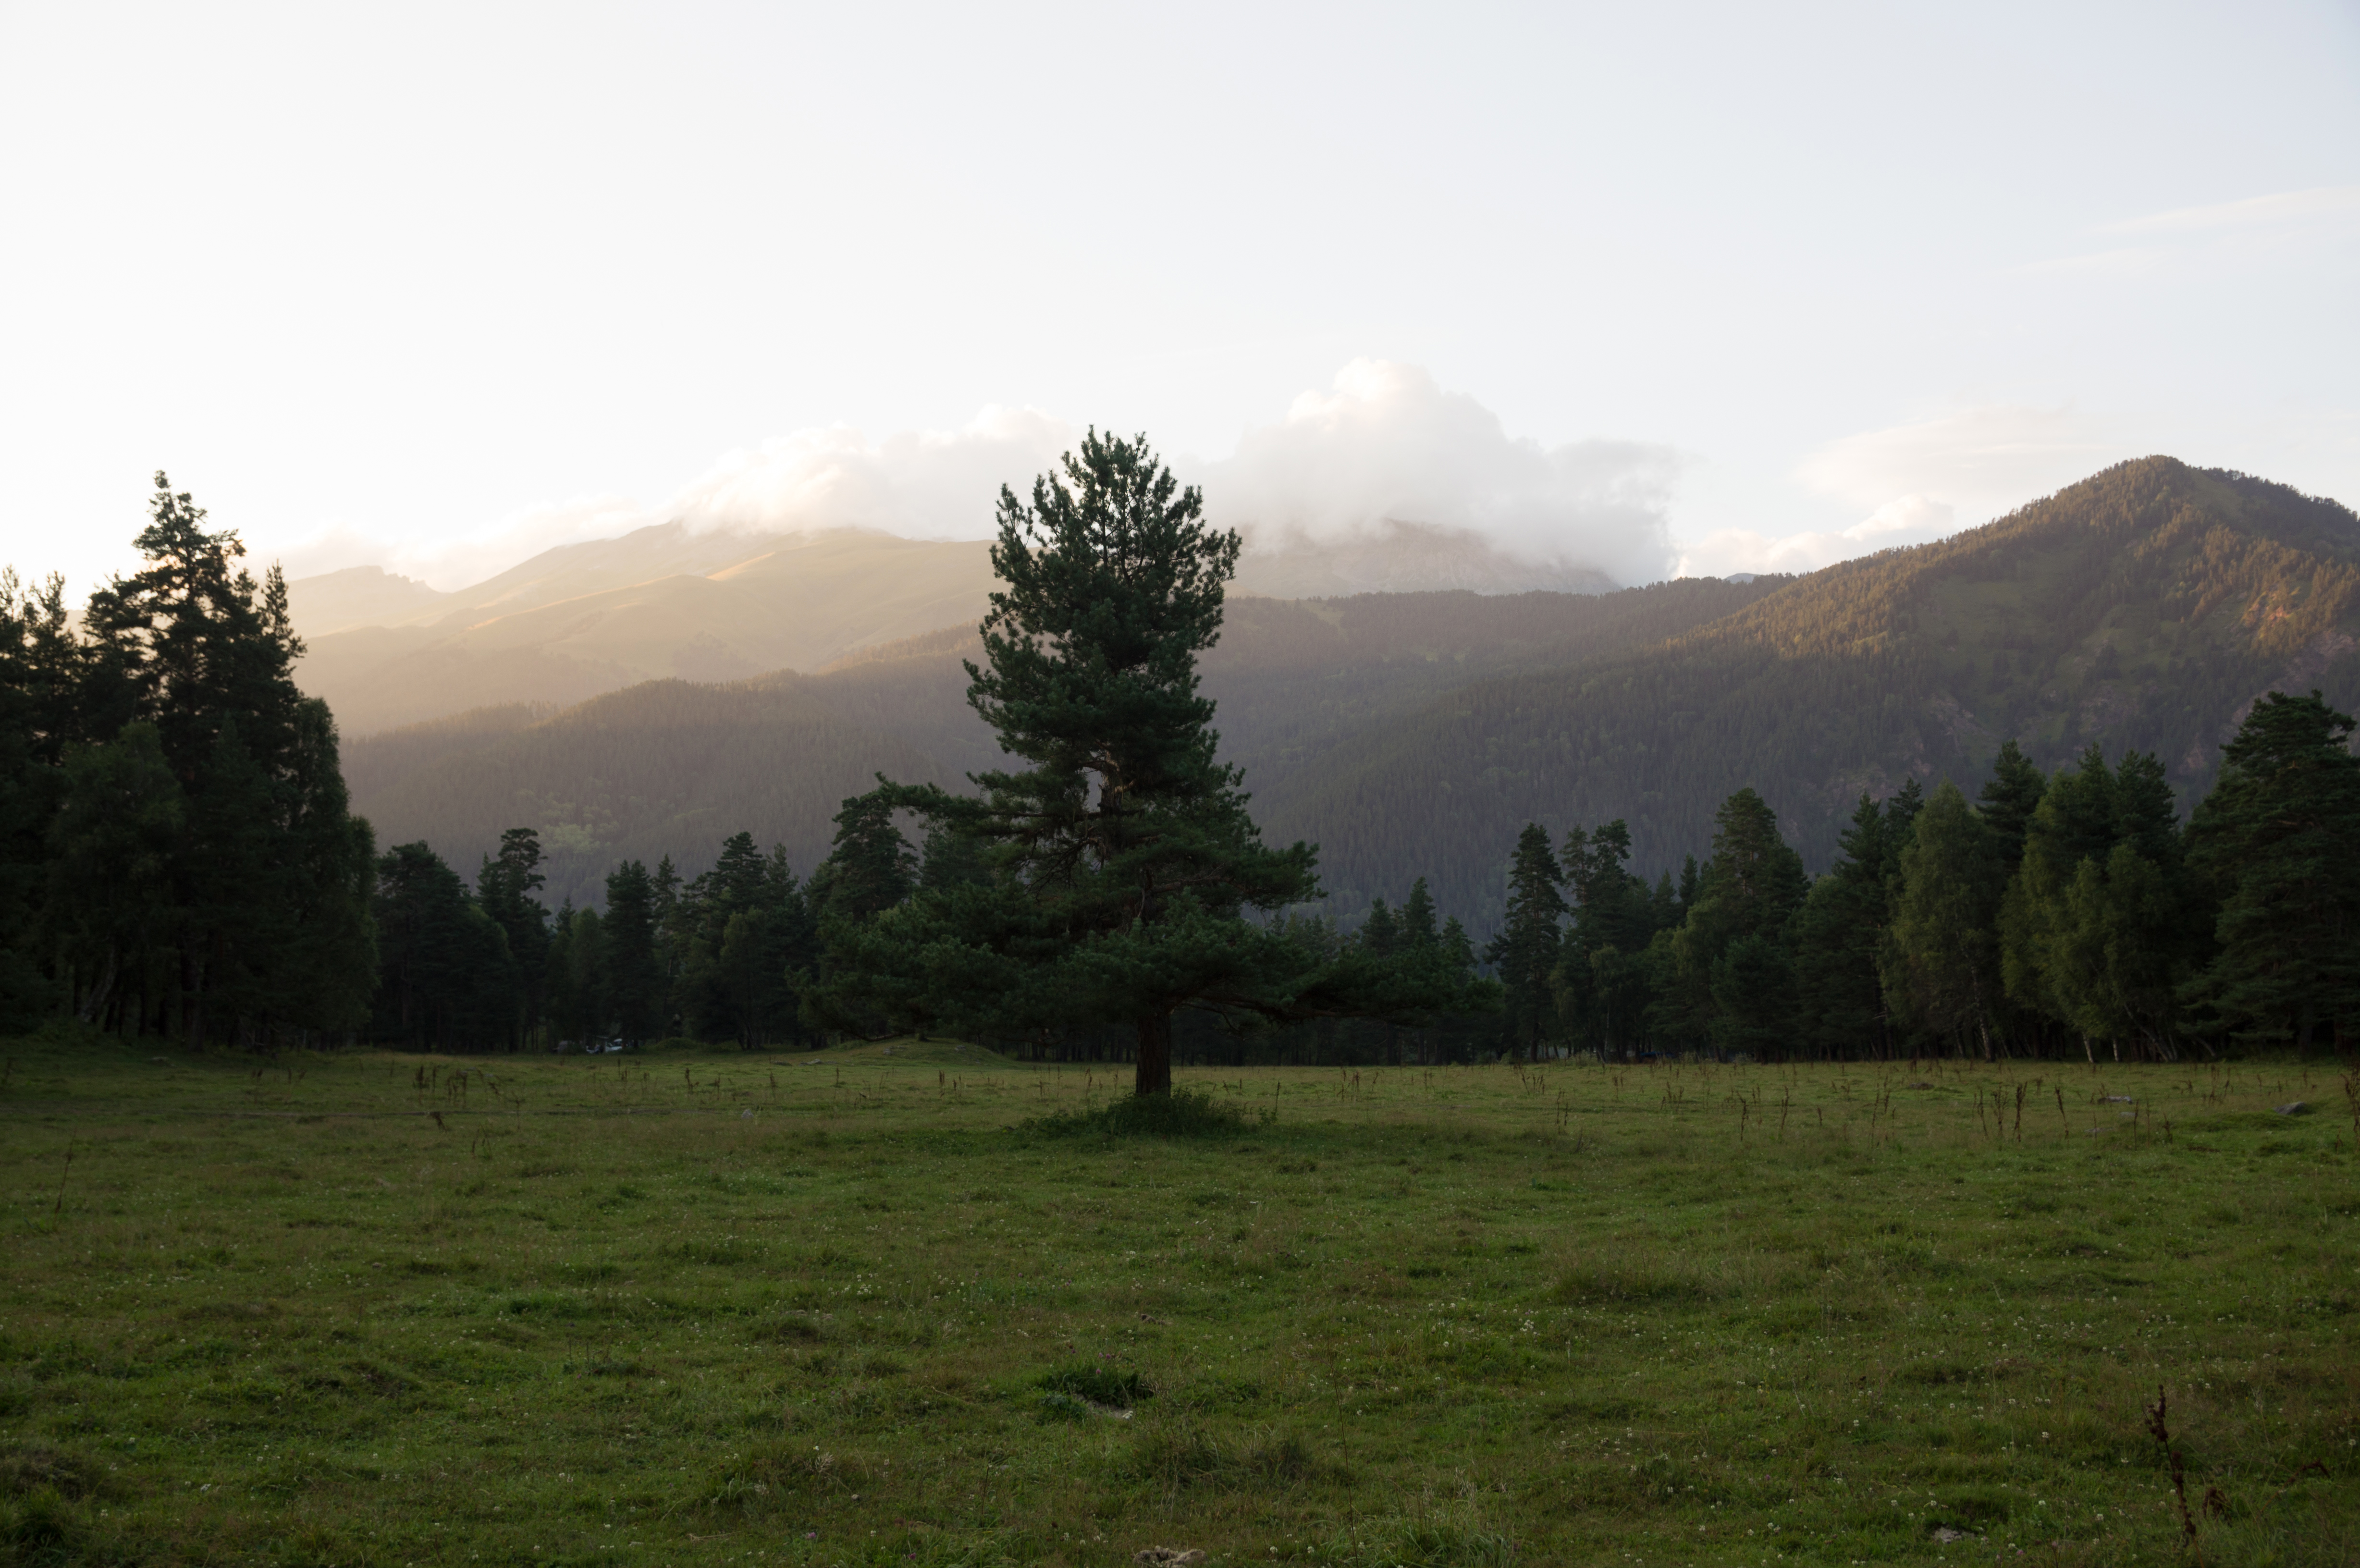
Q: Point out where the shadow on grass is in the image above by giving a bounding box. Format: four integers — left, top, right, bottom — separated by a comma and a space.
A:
1023, 1089, 1271, 1140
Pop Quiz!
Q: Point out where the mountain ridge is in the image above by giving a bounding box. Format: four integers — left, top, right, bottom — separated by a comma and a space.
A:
289, 518, 1635, 735
335, 459, 2360, 929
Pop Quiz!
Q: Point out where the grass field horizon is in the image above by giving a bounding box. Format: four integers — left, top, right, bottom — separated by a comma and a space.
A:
2, 1029, 2354, 1566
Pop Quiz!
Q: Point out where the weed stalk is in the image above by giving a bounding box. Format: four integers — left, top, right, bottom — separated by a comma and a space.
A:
2146, 1384, 2198, 1544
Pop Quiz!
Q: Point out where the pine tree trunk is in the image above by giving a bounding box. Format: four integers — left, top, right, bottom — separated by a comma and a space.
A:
1134, 1013, 1173, 1096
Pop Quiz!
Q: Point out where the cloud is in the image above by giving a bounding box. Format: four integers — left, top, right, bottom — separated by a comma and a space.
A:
663, 405, 1076, 539
1199, 360, 1684, 588
1794, 404, 2123, 519
2018, 184, 2360, 278
2097, 184, 2360, 237
262, 409, 1075, 588
267, 494, 649, 591
260, 364, 1690, 591
1675, 494, 1956, 580
1670, 403, 2135, 583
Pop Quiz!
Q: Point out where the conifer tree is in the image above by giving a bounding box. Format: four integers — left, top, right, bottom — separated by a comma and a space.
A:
1791, 792, 1896, 1057
1883, 782, 2005, 1058
2182, 691, 2360, 1048
602, 859, 666, 1044
67, 476, 376, 1044
545, 902, 610, 1045
370, 842, 514, 1049
1675, 789, 1807, 1056
812, 793, 916, 922
1398, 879, 1440, 949
822, 431, 1457, 1092
0, 570, 81, 1028
1977, 740, 2047, 874
477, 828, 550, 1047
1485, 823, 1565, 1060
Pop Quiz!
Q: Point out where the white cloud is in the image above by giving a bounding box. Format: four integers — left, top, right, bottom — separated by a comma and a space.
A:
1671, 403, 2137, 583
1198, 360, 1683, 588
2018, 185, 2360, 278
261, 409, 1075, 588
1794, 404, 2124, 520
1675, 494, 1956, 580
2098, 184, 2360, 237
663, 405, 1076, 539
268, 494, 648, 591
261, 365, 1689, 591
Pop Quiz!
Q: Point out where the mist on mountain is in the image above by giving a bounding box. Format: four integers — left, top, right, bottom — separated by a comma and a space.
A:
288, 516, 1644, 736
334, 459, 2360, 931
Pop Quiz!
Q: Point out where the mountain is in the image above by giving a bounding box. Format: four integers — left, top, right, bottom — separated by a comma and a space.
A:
290, 518, 1627, 736
336, 459, 2360, 929
342, 579, 1775, 907
294, 527, 999, 735
283, 566, 452, 635
1255, 458, 2360, 921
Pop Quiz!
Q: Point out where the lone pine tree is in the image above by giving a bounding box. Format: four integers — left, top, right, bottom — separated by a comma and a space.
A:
831, 429, 1475, 1094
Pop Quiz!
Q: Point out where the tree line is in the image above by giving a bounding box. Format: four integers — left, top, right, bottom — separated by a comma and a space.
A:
1486, 696, 2360, 1062
9, 465, 2350, 1066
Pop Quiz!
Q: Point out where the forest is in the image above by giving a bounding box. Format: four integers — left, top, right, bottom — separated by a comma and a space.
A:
3, 461, 2356, 1061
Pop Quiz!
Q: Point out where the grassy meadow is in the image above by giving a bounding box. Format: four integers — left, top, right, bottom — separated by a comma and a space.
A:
1, 1030, 2355, 1567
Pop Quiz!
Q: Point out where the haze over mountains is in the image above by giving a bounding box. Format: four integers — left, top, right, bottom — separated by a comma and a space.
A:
289, 516, 1610, 736
318, 459, 2360, 929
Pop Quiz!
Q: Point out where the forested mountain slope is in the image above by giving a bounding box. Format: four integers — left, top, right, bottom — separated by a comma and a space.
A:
343, 679, 959, 909
342, 459, 2359, 926
344, 579, 1778, 906
1263, 458, 2360, 922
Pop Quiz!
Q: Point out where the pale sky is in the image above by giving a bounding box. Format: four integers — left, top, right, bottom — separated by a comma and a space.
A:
3, 1, 2357, 600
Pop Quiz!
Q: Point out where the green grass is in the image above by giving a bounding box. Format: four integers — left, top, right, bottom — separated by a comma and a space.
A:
0, 1029, 2354, 1567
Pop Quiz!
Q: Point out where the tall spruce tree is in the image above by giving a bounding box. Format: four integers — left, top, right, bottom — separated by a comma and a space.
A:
2181, 691, 2360, 1048
477, 827, 550, 1048
1791, 792, 1897, 1058
1977, 740, 2047, 875
823, 431, 1466, 1092
602, 860, 666, 1044
1485, 823, 1565, 1060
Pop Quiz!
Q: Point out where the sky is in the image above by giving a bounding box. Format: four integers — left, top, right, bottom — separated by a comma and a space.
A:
2, 0, 2357, 600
